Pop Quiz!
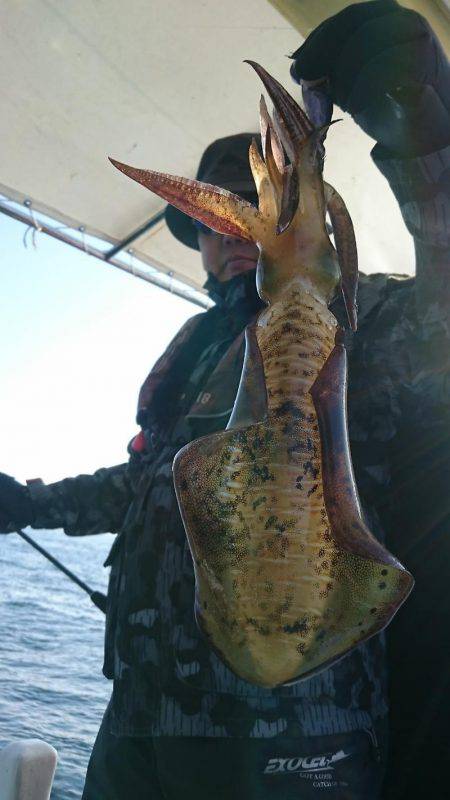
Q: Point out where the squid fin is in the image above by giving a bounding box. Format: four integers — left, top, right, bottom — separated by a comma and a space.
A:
311, 337, 411, 585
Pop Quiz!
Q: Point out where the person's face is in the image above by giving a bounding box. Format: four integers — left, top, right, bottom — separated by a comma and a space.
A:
197, 227, 259, 282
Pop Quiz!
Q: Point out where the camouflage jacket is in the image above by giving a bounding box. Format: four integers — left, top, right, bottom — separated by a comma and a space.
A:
28, 144, 450, 739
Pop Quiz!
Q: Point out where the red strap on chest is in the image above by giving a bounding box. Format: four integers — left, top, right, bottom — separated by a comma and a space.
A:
130, 430, 147, 453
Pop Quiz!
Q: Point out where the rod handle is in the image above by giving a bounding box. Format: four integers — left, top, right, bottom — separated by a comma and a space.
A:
90, 591, 107, 614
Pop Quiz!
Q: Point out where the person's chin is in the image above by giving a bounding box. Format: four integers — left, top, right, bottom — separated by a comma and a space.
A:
223, 259, 257, 280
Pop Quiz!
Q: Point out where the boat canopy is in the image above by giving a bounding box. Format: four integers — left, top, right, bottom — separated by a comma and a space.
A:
1, 0, 449, 300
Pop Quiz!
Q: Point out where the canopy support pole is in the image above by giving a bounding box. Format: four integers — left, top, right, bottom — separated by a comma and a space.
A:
105, 209, 165, 260
0, 202, 208, 309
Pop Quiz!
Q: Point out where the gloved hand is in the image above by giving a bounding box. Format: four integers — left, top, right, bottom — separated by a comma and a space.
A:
0, 472, 34, 533
290, 0, 450, 157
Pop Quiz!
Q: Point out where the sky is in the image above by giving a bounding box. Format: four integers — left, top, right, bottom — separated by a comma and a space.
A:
0, 215, 197, 484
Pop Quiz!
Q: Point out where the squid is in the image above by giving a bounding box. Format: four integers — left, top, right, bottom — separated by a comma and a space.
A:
110, 62, 413, 687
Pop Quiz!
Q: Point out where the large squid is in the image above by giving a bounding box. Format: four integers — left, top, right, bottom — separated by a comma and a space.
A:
110, 63, 413, 687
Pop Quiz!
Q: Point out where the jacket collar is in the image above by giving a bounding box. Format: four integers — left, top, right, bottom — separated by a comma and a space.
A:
204, 269, 265, 335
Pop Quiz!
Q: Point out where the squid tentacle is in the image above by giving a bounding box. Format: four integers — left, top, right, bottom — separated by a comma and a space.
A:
109, 158, 261, 242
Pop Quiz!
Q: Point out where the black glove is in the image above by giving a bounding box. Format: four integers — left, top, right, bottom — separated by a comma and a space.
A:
290, 0, 450, 157
0, 472, 34, 533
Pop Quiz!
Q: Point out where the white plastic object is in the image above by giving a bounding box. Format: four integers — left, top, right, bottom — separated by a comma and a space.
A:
0, 739, 57, 800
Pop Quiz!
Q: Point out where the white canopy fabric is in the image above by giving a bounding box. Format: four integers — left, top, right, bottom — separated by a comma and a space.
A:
1, 0, 448, 292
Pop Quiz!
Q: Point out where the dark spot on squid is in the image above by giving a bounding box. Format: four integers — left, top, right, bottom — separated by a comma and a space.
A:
277, 400, 305, 419
252, 496, 266, 510
379, 582, 386, 590
283, 618, 309, 635
251, 464, 274, 483
304, 461, 320, 479
381, 569, 388, 576
278, 595, 293, 614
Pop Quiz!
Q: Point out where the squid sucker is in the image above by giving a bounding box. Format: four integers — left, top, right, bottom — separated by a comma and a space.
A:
110, 62, 413, 687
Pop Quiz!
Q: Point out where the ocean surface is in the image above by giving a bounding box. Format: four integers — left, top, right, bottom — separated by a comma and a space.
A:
0, 529, 114, 799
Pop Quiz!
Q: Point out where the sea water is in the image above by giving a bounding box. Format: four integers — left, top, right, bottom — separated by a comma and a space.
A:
0, 529, 114, 799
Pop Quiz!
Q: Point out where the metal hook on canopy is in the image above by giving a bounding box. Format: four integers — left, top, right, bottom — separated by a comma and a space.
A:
168, 270, 174, 293
78, 225, 92, 256
22, 199, 42, 249
128, 247, 137, 276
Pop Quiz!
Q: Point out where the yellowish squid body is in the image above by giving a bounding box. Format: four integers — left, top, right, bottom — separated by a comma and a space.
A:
110, 63, 413, 687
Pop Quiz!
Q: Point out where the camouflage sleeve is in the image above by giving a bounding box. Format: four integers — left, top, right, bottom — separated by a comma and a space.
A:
26, 463, 134, 536
372, 144, 450, 540
372, 142, 450, 313
372, 142, 450, 416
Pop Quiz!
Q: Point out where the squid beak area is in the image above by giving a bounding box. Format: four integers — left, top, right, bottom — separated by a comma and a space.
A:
109, 157, 258, 242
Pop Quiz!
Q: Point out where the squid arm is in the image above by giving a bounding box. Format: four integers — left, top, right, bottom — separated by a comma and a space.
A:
325, 182, 358, 331
109, 158, 262, 243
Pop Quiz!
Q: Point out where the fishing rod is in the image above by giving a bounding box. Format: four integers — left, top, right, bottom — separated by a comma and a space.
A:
16, 529, 107, 614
